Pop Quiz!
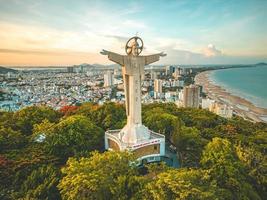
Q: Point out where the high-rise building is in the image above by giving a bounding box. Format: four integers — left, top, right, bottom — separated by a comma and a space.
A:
67, 67, 74, 73
201, 98, 215, 109
104, 71, 114, 87
165, 65, 175, 76
154, 79, 163, 93
150, 71, 158, 80
114, 68, 121, 77
172, 67, 181, 79
154, 79, 163, 98
183, 84, 200, 108
78, 65, 85, 73
209, 102, 233, 118
181, 68, 187, 75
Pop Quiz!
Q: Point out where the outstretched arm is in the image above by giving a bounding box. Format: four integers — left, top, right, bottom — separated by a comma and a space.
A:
100, 49, 124, 65
144, 52, 166, 65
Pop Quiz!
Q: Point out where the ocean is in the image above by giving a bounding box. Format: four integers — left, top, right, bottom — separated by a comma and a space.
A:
209, 65, 267, 109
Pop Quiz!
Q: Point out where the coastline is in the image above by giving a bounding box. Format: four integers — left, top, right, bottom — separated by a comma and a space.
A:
195, 70, 267, 123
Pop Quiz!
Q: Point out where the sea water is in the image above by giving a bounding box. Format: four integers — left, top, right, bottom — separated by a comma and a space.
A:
209, 65, 267, 109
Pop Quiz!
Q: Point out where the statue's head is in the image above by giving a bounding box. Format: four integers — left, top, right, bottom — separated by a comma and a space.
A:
125, 36, 143, 56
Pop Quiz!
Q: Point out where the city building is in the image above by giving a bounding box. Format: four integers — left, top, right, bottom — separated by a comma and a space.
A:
114, 68, 121, 77
183, 84, 200, 108
181, 68, 187, 75
201, 98, 215, 109
165, 65, 175, 76
67, 67, 74, 73
154, 79, 163, 99
150, 71, 158, 80
165, 91, 178, 102
172, 67, 181, 79
104, 71, 114, 87
209, 102, 233, 118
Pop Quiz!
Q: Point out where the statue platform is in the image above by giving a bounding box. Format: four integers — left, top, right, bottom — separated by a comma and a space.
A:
105, 127, 165, 164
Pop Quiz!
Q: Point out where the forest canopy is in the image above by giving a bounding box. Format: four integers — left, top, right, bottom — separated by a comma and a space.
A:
0, 102, 266, 199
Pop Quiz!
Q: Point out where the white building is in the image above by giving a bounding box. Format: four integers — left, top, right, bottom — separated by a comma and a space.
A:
154, 79, 163, 99
150, 71, 158, 80
172, 67, 181, 79
183, 84, 200, 108
209, 102, 233, 118
104, 71, 114, 87
165, 65, 175, 76
114, 68, 121, 76
201, 98, 215, 109
165, 91, 178, 102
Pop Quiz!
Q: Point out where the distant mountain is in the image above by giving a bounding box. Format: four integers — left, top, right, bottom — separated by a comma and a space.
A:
92, 63, 106, 68
255, 62, 267, 66
0, 66, 18, 74
78, 63, 95, 67
91, 63, 120, 70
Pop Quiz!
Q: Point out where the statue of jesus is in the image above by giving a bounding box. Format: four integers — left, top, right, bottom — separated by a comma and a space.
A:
101, 36, 166, 144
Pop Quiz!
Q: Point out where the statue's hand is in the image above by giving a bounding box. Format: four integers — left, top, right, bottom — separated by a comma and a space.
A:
159, 52, 167, 57
100, 49, 109, 55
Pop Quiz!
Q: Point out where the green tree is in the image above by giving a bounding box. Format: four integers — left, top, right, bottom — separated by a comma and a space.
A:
201, 137, 260, 200
142, 103, 178, 116
0, 111, 15, 129
74, 102, 97, 117
16, 165, 61, 200
93, 102, 126, 130
58, 151, 145, 200
1, 143, 59, 199
174, 107, 225, 129
32, 119, 56, 141
0, 155, 14, 199
172, 126, 206, 167
13, 106, 61, 135
76, 102, 126, 130
43, 115, 104, 161
0, 127, 27, 152
235, 144, 267, 198
144, 169, 222, 200
146, 162, 169, 178
248, 130, 267, 153
143, 107, 181, 140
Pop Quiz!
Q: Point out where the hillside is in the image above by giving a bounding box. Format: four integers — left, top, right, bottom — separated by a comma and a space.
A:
255, 62, 267, 66
0, 66, 17, 74
0, 103, 266, 199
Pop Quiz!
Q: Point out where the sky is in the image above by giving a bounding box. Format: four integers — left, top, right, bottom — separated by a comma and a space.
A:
0, 0, 266, 66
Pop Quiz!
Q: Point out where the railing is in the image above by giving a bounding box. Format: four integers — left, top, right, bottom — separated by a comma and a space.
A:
105, 129, 165, 149
105, 130, 122, 147
149, 130, 165, 138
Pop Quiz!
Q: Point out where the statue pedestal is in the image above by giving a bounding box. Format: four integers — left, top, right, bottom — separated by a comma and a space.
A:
121, 124, 150, 144
105, 127, 165, 164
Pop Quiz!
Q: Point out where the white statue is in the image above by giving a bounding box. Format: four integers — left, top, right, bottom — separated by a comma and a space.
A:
101, 37, 166, 144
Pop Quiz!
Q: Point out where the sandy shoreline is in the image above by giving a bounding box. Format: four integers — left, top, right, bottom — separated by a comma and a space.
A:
195, 70, 267, 123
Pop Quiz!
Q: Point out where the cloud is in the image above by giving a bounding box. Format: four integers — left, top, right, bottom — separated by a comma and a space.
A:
0, 48, 53, 55
203, 44, 222, 57
122, 20, 147, 29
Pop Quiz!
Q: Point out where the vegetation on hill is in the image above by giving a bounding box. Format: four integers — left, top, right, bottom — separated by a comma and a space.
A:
0, 66, 17, 74
0, 102, 266, 199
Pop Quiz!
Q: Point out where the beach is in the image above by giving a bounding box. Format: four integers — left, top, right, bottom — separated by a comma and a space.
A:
195, 70, 267, 123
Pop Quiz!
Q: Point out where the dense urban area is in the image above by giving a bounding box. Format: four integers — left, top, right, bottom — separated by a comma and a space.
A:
0, 64, 236, 119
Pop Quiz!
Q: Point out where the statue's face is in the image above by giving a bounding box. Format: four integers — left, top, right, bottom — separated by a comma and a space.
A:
125, 36, 143, 56
132, 43, 138, 56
